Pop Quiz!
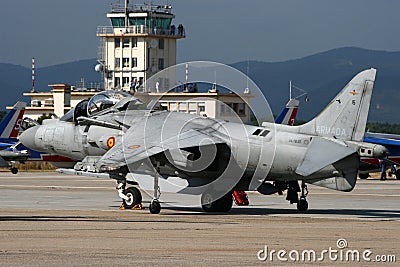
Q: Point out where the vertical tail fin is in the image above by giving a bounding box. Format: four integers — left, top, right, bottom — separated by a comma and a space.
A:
275, 99, 299, 126
0, 102, 26, 139
300, 68, 376, 141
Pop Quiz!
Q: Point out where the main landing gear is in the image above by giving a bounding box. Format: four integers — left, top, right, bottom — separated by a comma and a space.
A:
116, 162, 162, 214
286, 180, 309, 212
201, 192, 233, 212
117, 182, 143, 210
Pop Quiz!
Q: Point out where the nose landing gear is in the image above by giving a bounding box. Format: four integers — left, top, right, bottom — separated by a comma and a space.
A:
149, 162, 162, 214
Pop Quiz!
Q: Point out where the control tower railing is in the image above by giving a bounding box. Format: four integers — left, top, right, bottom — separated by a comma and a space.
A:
110, 3, 173, 14
97, 25, 185, 37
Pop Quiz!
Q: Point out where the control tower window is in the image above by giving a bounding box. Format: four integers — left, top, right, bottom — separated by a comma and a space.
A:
132, 38, 138, 48
159, 39, 164, 49
123, 77, 130, 87
132, 57, 138, 68
115, 38, 121, 48
129, 18, 146, 26
111, 18, 125, 27
123, 38, 130, 48
115, 58, 121, 69
123, 58, 130, 68
115, 77, 121, 88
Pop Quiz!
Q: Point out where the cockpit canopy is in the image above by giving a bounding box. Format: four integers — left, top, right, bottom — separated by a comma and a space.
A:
60, 90, 140, 123
87, 90, 130, 116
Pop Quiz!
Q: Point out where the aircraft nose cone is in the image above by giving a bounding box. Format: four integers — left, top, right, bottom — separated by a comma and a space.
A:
375, 144, 390, 159
20, 126, 39, 150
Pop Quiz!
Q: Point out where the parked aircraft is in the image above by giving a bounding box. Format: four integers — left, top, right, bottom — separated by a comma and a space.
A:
360, 132, 400, 180
0, 102, 30, 174
20, 68, 387, 214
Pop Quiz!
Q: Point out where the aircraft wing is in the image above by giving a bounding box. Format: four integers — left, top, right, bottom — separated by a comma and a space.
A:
96, 114, 225, 169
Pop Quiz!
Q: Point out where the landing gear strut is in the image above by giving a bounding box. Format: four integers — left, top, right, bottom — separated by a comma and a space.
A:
149, 162, 161, 214
286, 181, 300, 204
297, 180, 308, 212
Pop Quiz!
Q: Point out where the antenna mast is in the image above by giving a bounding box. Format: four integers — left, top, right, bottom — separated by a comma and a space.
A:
31, 57, 36, 93
125, 0, 129, 29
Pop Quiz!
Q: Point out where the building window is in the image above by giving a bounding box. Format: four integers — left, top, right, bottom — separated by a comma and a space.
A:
123, 77, 130, 87
115, 38, 121, 48
188, 102, 197, 114
132, 37, 138, 48
115, 58, 121, 69
238, 103, 246, 115
158, 58, 164, 70
179, 102, 187, 112
123, 58, 130, 68
132, 57, 138, 68
114, 77, 121, 88
123, 38, 130, 48
232, 103, 238, 114
170, 103, 177, 111
199, 103, 205, 112
158, 39, 164, 49
220, 103, 225, 114
220, 102, 246, 116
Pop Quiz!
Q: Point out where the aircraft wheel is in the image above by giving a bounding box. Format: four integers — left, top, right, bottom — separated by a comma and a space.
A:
149, 200, 161, 214
201, 192, 233, 212
122, 187, 142, 209
297, 197, 308, 212
395, 170, 400, 180
10, 167, 18, 175
358, 173, 369, 179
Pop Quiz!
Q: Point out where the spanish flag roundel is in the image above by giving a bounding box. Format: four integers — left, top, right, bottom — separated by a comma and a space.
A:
107, 137, 115, 149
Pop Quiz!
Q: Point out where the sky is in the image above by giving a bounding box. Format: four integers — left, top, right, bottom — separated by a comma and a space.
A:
1, 0, 400, 67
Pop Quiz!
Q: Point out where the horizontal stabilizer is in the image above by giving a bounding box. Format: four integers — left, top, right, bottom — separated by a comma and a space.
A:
295, 137, 355, 176
307, 175, 357, 192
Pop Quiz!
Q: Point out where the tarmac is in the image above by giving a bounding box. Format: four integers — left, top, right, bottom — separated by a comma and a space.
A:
0, 171, 399, 266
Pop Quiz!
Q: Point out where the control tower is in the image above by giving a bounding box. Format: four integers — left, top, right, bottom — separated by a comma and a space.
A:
96, 0, 185, 91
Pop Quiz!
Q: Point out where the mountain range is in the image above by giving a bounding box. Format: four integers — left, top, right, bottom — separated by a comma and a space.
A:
1, 47, 400, 122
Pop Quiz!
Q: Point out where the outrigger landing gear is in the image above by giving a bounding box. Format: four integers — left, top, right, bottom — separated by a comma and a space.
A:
8, 161, 18, 175
297, 180, 309, 212
10, 167, 18, 175
149, 162, 161, 214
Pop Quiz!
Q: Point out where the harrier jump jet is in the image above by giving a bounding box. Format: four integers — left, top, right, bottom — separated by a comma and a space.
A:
20, 69, 387, 214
